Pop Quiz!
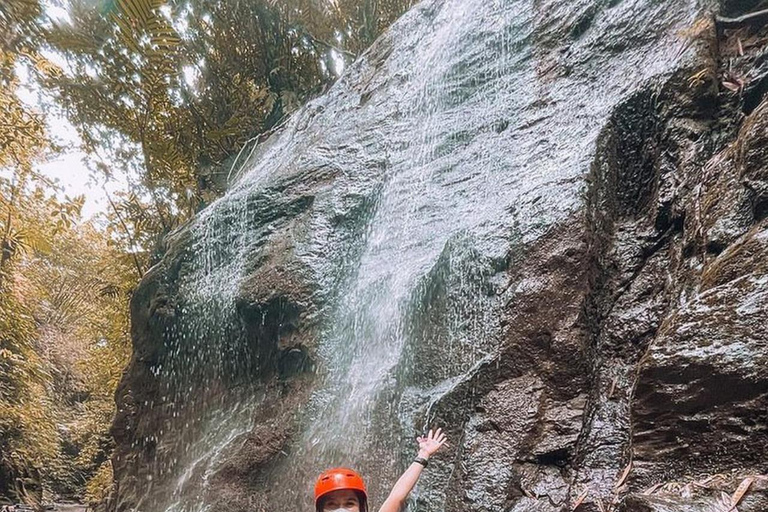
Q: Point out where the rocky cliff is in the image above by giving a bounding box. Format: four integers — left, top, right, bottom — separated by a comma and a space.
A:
112, 1, 768, 511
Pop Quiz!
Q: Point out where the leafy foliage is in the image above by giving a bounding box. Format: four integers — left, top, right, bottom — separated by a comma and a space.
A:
46, 0, 415, 236
84, 461, 114, 505
1, 0, 57, 175
0, 177, 135, 502
0, 286, 59, 503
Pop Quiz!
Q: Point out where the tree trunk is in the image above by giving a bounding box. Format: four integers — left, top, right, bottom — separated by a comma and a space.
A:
104, 188, 144, 278
362, 0, 378, 48
0, 178, 18, 289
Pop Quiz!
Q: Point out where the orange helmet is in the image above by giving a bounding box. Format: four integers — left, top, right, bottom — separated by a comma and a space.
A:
314, 467, 368, 512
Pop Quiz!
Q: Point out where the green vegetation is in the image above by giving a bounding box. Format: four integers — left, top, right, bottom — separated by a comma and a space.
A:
1, 170, 136, 503
1, 0, 413, 504
46, 0, 415, 246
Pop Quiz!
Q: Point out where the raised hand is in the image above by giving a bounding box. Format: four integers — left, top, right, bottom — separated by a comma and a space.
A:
378, 426, 450, 512
417, 427, 448, 458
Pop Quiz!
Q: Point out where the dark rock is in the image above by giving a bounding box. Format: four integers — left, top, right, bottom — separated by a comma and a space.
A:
633, 220, 768, 483
619, 474, 768, 512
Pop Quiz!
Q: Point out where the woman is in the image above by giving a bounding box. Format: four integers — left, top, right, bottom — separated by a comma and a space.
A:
314, 428, 448, 512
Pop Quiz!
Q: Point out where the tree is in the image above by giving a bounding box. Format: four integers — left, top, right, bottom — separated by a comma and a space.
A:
22, 218, 135, 499
45, 0, 414, 243
1, 2, 60, 499
1, 0, 48, 282
0, 185, 75, 503
0, 176, 136, 502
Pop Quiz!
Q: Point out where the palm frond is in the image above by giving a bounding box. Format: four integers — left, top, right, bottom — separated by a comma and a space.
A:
109, 0, 181, 69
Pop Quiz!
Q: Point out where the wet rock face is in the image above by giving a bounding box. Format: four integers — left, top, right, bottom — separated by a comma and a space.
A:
631, 101, 768, 484
619, 474, 768, 512
633, 223, 768, 477
113, 1, 768, 512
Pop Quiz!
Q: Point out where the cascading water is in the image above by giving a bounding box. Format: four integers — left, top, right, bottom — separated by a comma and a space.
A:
153, 3, 537, 509
114, 0, 708, 510
287, 0, 528, 481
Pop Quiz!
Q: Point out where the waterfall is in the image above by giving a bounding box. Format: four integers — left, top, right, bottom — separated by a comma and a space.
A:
115, 0, 706, 510
155, 2, 534, 509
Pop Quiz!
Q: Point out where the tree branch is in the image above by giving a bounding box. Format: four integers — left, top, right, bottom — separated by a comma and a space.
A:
0, 173, 19, 288
103, 187, 144, 279
290, 24, 356, 58
716, 8, 768, 29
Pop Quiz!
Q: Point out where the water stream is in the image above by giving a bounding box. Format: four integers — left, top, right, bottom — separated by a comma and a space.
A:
156, 2, 527, 509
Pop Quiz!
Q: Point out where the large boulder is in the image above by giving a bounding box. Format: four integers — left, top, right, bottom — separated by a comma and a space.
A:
112, 1, 768, 512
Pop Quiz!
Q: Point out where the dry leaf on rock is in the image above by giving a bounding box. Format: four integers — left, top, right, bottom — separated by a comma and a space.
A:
728, 477, 754, 511
643, 482, 663, 495
572, 487, 589, 510
615, 461, 632, 490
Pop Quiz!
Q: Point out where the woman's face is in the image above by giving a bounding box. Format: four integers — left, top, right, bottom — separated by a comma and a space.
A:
321, 489, 360, 512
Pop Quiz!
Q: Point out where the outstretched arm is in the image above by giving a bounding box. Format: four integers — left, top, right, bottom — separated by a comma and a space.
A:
378, 428, 448, 512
